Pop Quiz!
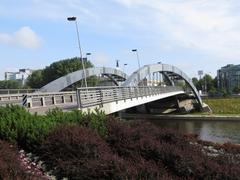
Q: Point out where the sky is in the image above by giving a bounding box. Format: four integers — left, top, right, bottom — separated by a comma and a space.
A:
1, 0, 240, 80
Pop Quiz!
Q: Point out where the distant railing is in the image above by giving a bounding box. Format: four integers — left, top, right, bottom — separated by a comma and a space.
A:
0, 89, 39, 95
0, 89, 39, 106
0, 94, 23, 106
76, 86, 183, 109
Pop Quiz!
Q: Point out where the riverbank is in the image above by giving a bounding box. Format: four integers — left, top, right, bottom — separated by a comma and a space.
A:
204, 97, 240, 114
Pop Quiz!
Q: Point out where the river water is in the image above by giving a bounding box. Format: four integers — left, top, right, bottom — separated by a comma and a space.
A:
148, 119, 240, 144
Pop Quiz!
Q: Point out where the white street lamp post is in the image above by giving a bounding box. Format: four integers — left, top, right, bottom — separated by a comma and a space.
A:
132, 49, 140, 69
67, 16, 88, 88
86, 53, 91, 60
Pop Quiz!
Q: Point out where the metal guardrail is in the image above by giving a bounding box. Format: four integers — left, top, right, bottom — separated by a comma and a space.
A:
22, 91, 76, 108
76, 86, 183, 109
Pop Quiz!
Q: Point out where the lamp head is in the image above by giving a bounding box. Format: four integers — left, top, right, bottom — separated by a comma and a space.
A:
67, 17, 77, 21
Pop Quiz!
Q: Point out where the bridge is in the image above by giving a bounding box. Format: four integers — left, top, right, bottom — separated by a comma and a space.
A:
0, 64, 210, 114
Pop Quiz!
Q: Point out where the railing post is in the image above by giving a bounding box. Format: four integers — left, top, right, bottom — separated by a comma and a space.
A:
41, 97, 45, 107
99, 88, 103, 107
52, 96, 56, 105
70, 94, 74, 103
76, 89, 82, 109
134, 87, 138, 99
22, 94, 32, 108
113, 87, 118, 103
129, 87, 132, 100
62, 95, 65, 104
122, 87, 126, 102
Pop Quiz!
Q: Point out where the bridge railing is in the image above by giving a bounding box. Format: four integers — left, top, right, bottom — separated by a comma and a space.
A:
22, 91, 76, 108
0, 89, 39, 95
0, 89, 40, 106
76, 86, 183, 108
0, 94, 24, 106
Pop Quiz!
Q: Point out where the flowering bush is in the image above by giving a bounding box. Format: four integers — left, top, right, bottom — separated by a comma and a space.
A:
40, 124, 170, 179
105, 119, 240, 179
0, 140, 34, 179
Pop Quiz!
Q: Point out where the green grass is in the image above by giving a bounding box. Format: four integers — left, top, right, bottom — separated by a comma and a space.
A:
204, 97, 240, 115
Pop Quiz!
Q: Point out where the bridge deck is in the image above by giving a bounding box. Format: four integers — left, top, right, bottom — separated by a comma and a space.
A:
76, 86, 184, 114
20, 86, 184, 115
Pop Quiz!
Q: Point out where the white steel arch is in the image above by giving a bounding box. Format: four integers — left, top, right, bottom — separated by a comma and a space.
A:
40, 67, 127, 92
123, 64, 203, 108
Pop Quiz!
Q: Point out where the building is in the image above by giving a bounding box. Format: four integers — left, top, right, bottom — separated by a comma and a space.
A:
217, 64, 240, 93
5, 69, 33, 85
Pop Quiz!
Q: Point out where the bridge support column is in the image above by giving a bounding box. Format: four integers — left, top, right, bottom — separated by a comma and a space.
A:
136, 104, 151, 114
175, 97, 180, 111
145, 103, 151, 114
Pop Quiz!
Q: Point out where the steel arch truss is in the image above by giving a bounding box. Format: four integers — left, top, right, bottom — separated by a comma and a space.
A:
40, 67, 127, 92
123, 64, 203, 108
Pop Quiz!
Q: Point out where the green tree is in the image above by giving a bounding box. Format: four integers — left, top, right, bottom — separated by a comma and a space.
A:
42, 57, 93, 84
192, 74, 217, 94
192, 77, 202, 91
202, 74, 215, 92
0, 80, 22, 89
233, 86, 240, 94
192, 77, 198, 88
26, 57, 95, 89
26, 70, 44, 88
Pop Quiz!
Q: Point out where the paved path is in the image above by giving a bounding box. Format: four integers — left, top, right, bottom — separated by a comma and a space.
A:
121, 113, 240, 121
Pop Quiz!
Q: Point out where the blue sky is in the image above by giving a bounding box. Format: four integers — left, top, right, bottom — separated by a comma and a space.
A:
1, 0, 240, 80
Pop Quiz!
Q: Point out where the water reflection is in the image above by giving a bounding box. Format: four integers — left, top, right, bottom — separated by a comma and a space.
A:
148, 120, 240, 144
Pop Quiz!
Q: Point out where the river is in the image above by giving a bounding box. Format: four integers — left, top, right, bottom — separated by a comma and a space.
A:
147, 119, 240, 144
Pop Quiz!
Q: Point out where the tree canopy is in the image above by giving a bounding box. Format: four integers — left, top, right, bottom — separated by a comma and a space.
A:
26, 70, 44, 88
192, 74, 217, 96
27, 57, 94, 88
0, 80, 22, 89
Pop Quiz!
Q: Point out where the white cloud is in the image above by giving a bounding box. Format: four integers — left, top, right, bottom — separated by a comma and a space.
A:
1, 0, 240, 64
0, 26, 42, 49
113, 0, 240, 60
